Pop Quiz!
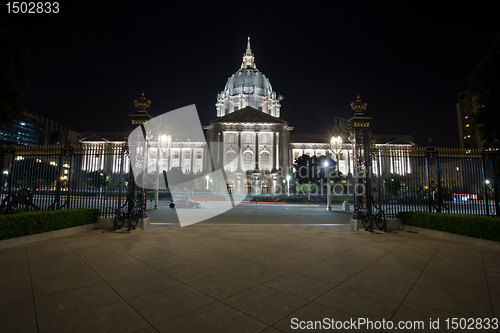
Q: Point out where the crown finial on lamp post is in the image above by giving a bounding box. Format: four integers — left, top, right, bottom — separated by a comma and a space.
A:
134, 91, 151, 113
350, 94, 367, 116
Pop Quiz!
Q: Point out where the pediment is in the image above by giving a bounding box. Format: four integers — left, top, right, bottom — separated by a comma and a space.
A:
209, 106, 287, 125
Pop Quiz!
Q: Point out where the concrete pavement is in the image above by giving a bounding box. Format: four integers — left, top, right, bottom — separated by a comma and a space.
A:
1, 206, 499, 333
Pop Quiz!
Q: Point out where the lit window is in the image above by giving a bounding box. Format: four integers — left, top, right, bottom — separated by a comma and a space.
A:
260, 152, 270, 170
243, 152, 253, 169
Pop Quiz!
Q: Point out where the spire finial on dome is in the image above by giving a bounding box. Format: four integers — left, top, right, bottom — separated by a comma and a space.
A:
241, 37, 256, 69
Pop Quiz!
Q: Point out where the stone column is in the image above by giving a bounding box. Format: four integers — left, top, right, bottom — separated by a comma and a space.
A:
190, 147, 194, 173
272, 132, 276, 170
179, 148, 183, 172
237, 132, 241, 170
255, 131, 259, 170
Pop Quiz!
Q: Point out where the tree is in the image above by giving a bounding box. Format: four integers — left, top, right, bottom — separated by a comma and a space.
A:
293, 154, 337, 184
0, 28, 31, 126
86, 171, 110, 189
468, 32, 500, 144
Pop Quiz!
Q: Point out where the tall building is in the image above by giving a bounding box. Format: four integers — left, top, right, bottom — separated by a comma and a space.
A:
456, 91, 483, 149
0, 111, 79, 146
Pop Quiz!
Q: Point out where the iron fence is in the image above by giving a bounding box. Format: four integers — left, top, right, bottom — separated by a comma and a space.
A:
1, 142, 498, 221
1, 143, 132, 217
371, 146, 499, 217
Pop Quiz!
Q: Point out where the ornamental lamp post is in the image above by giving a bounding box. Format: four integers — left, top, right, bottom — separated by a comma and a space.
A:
286, 175, 291, 196
326, 136, 343, 211
154, 134, 171, 209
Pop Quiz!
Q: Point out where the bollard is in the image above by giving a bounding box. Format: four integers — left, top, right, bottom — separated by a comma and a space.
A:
342, 200, 350, 211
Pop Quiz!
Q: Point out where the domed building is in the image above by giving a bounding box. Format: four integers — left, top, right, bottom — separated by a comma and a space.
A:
79, 38, 414, 196
205, 38, 292, 194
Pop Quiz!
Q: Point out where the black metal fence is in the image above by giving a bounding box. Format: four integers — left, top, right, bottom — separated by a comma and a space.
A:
1, 142, 499, 220
1, 142, 131, 217
371, 146, 499, 217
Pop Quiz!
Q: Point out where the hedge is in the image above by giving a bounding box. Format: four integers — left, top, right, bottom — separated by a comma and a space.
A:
0, 209, 100, 241
397, 211, 500, 242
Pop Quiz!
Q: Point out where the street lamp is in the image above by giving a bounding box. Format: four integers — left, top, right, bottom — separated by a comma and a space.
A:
154, 134, 171, 209
326, 135, 343, 211
286, 175, 291, 196
206, 175, 209, 190
324, 160, 331, 211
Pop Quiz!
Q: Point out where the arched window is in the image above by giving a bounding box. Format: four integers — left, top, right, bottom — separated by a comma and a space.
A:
243, 152, 253, 170
225, 151, 237, 171
260, 152, 270, 171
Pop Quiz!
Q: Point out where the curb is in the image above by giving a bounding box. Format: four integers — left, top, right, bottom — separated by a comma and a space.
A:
351, 218, 500, 251
0, 217, 149, 249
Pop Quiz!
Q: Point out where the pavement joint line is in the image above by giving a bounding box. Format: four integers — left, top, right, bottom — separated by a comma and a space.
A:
306, 234, 421, 316
59, 235, 159, 329
481, 250, 497, 325
261, 236, 393, 325
120, 227, 371, 327
25, 246, 40, 333
387, 239, 443, 324
79, 230, 243, 322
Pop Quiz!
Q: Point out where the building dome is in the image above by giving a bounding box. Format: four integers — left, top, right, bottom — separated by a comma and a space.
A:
216, 38, 281, 118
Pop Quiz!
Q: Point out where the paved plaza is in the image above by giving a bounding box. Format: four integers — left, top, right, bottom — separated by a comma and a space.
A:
1, 206, 499, 333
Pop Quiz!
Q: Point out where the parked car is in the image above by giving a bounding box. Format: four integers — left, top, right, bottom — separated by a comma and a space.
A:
169, 199, 202, 209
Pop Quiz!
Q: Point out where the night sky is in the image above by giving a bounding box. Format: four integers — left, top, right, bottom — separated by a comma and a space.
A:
3, 0, 499, 147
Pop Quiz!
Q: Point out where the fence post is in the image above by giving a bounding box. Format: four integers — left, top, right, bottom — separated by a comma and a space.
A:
4, 145, 16, 214
61, 138, 74, 210
425, 139, 436, 212
493, 153, 500, 216
435, 150, 442, 213
349, 95, 372, 229
481, 151, 491, 216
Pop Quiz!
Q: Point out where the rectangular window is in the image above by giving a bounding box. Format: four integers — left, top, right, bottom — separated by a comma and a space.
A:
185, 151, 190, 159
197, 151, 202, 159
174, 151, 179, 159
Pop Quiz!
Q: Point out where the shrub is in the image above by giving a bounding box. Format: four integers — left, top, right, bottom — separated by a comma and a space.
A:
0, 209, 99, 241
397, 211, 500, 242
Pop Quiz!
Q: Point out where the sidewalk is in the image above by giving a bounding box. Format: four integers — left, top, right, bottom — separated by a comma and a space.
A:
1, 208, 498, 333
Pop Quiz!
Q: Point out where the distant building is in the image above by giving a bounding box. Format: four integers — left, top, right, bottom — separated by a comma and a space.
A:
456, 91, 483, 149
0, 111, 80, 146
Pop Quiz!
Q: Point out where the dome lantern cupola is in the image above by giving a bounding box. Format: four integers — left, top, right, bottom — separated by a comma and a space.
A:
241, 37, 256, 69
